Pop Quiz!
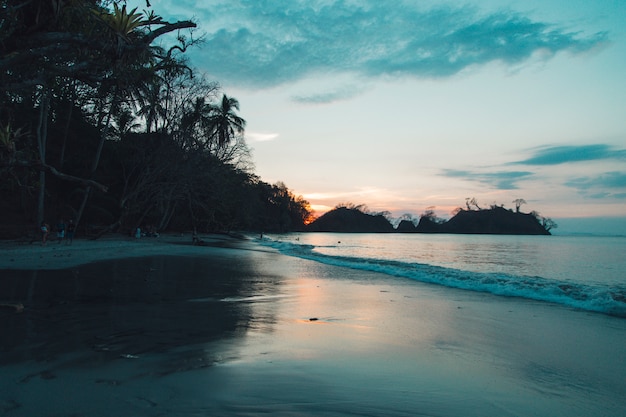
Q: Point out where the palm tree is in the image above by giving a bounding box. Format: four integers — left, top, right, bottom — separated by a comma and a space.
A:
113, 106, 141, 138
136, 76, 167, 133
208, 94, 246, 148
180, 97, 213, 149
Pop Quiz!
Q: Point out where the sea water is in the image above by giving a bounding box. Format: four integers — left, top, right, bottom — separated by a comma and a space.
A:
260, 233, 626, 317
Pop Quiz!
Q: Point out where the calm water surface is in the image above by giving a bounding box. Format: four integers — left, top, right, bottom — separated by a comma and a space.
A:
262, 233, 626, 316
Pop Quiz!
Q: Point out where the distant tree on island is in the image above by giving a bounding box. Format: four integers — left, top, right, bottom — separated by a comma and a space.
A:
530, 211, 558, 233
465, 197, 482, 211
512, 198, 527, 213
334, 202, 369, 212
421, 208, 445, 223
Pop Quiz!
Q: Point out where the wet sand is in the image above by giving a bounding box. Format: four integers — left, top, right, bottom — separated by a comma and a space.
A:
0, 233, 244, 270
1, 237, 625, 416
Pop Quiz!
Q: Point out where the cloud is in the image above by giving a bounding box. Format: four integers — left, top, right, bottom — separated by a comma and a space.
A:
292, 83, 365, 104
514, 144, 626, 165
181, 1, 607, 89
442, 169, 534, 190
565, 171, 626, 199
246, 132, 280, 142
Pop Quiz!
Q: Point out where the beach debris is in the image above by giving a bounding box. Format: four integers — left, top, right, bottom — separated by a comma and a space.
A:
0, 302, 24, 313
120, 354, 139, 359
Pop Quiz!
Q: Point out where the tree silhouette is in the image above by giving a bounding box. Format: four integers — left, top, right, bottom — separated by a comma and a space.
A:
465, 197, 481, 211
512, 198, 527, 213
1, 0, 196, 229
208, 94, 246, 148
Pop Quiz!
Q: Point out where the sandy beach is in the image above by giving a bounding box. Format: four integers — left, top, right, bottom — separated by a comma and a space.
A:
1, 235, 625, 416
0, 233, 248, 271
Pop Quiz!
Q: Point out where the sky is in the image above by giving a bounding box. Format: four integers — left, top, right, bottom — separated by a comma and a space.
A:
136, 0, 625, 234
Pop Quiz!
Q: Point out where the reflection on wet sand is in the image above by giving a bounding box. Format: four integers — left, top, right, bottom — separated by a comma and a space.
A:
0, 254, 282, 372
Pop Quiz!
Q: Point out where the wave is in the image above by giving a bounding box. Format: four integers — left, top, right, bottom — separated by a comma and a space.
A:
261, 239, 626, 318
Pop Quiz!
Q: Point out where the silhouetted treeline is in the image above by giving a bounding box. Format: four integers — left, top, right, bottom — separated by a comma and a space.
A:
0, 1, 312, 238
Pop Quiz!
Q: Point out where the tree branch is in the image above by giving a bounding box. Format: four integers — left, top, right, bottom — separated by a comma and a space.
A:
2, 161, 109, 192
42, 163, 109, 192
142, 21, 197, 45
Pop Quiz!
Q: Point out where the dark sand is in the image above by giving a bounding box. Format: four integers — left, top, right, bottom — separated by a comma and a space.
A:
1, 238, 625, 416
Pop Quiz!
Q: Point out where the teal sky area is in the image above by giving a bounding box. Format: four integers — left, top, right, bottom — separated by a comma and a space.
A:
135, 0, 626, 234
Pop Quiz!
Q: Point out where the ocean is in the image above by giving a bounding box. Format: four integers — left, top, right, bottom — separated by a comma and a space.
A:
261, 232, 626, 318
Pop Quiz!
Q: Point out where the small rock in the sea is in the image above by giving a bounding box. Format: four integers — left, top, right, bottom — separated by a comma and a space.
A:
309, 317, 319, 321
120, 354, 139, 359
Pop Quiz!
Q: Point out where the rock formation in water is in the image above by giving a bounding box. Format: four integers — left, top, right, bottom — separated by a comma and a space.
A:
307, 206, 551, 235
306, 207, 394, 233
415, 206, 550, 235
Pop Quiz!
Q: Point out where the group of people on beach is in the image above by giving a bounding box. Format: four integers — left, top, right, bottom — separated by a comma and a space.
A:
134, 224, 159, 239
40, 219, 75, 245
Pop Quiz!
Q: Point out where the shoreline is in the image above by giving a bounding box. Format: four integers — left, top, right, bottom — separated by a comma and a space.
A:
0, 233, 250, 271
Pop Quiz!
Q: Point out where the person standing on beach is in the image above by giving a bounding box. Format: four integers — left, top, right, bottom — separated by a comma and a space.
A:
56, 219, 66, 244
40, 222, 49, 245
66, 219, 75, 245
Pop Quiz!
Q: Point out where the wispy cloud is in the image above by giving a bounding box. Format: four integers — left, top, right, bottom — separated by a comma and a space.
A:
246, 132, 280, 142
292, 83, 365, 104
180, 1, 607, 91
442, 169, 534, 190
565, 171, 626, 199
513, 144, 626, 165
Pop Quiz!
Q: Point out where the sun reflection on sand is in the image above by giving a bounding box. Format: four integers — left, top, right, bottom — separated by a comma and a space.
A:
224, 261, 464, 366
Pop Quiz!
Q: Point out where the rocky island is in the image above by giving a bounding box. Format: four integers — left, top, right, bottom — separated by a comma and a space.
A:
306, 206, 395, 233
307, 205, 554, 235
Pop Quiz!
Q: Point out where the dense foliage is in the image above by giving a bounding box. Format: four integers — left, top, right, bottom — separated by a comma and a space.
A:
0, 1, 313, 238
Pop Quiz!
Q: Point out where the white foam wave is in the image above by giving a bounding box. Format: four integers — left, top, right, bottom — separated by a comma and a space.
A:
261, 239, 626, 318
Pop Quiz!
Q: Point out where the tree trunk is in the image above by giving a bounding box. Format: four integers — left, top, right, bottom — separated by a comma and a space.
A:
36, 93, 50, 226
58, 96, 74, 169
74, 89, 117, 230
